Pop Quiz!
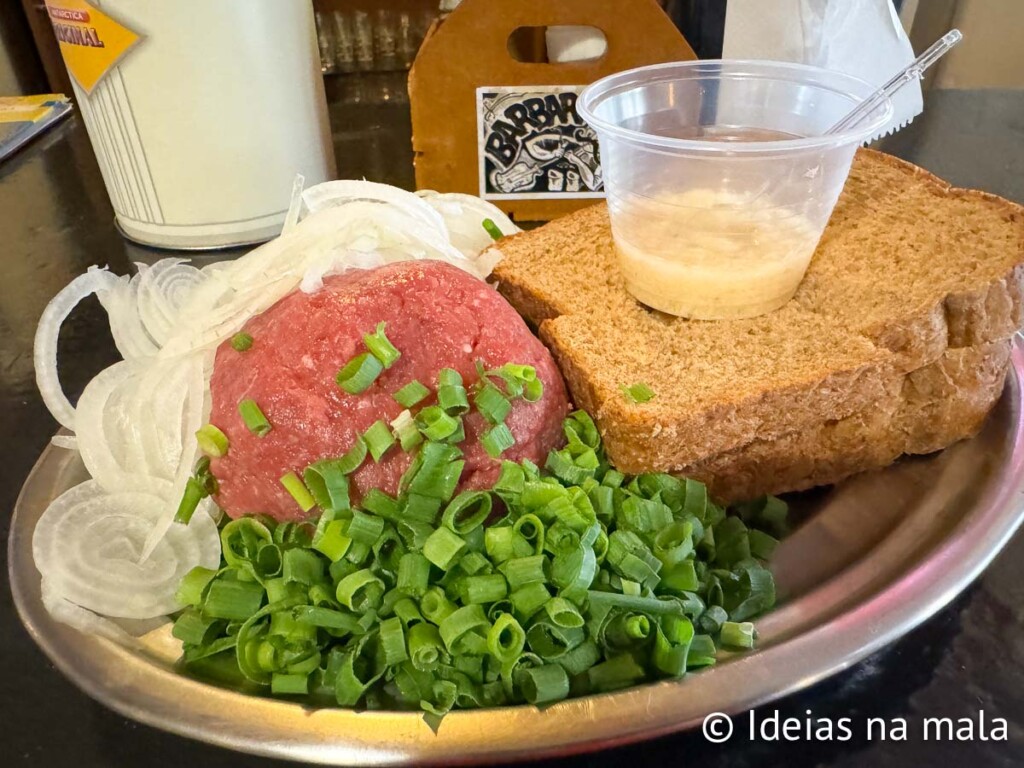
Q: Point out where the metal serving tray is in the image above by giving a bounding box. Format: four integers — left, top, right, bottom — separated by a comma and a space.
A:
10, 345, 1024, 765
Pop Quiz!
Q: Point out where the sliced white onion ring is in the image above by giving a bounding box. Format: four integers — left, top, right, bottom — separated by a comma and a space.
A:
34, 267, 120, 430
33, 479, 220, 619
135, 259, 207, 347
302, 179, 449, 238
96, 272, 160, 361
41, 579, 146, 649
416, 190, 519, 262
75, 362, 149, 492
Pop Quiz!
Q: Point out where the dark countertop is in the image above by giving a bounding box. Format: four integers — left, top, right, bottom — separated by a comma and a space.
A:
2, 84, 1023, 767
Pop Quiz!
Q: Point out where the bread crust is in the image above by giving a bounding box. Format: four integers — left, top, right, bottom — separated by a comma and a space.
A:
492, 150, 1024, 499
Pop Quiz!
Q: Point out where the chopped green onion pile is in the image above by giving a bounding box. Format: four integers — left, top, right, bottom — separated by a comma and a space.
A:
174, 404, 785, 715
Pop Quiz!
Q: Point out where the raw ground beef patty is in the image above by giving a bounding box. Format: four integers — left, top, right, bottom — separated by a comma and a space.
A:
208, 260, 570, 521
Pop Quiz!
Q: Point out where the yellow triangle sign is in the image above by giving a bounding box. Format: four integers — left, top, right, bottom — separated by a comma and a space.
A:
44, 0, 141, 93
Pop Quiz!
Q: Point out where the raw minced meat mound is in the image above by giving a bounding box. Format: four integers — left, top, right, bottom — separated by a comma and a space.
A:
208, 260, 570, 521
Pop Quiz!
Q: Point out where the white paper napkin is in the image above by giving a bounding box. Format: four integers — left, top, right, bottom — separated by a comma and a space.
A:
724, 0, 921, 140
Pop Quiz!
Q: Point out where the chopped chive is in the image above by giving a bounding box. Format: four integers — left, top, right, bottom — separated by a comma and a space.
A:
364, 322, 401, 369
419, 586, 457, 625
238, 398, 271, 436
500, 555, 547, 590
347, 510, 385, 546
416, 405, 460, 442
587, 653, 646, 692
303, 460, 350, 512
336, 436, 368, 475
280, 471, 316, 513
390, 409, 423, 451
517, 663, 569, 705
335, 569, 385, 612
438, 604, 490, 654
393, 380, 430, 408
474, 382, 512, 424
621, 382, 655, 404
488, 363, 543, 402
361, 488, 400, 520
230, 332, 253, 352
380, 617, 409, 666
171, 608, 222, 646
408, 622, 445, 672
748, 529, 779, 561
271, 673, 309, 695
363, 420, 396, 462
487, 613, 526, 663
442, 490, 493, 535
195, 424, 230, 458
485, 527, 533, 564
401, 493, 442, 525
397, 552, 431, 597
510, 581, 551, 620
174, 477, 205, 524
422, 527, 466, 570
437, 368, 461, 388
175, 566, 216, 607
437, 368, 470, 416
481, 423, 515, 458
482, 218, 503, 241
336, 352, 384, 395
459, 573, 507, 604
720, 620, 756, 649
313, 519, 351, 562
203, 578, 264, 621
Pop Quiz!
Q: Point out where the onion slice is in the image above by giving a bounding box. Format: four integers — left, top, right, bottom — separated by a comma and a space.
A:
134, 260, 207, 347
40, 579, 156, 649
34, 267, 120, 430
302, 179, 449, 237
416, 190, 519, 264
33, 479, 220, 619
96, 273, 160, 362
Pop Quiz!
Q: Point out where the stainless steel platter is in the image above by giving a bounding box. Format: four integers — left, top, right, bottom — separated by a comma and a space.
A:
10, 345, 1024, 765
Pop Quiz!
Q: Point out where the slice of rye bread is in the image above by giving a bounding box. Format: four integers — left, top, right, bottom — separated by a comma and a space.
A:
492, 149, 1024, 496
685, 340, 1011, 501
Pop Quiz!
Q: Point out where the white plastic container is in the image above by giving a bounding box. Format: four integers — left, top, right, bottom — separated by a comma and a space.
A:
63, 0, 336, 249
577, 61, 892, 320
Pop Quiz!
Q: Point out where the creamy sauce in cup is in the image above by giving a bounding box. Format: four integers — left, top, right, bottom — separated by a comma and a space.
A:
614, 187, 820, 320
611, 126, 820, 320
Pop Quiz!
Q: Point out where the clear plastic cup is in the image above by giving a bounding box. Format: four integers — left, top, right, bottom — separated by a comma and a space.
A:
577, 60, 893, 320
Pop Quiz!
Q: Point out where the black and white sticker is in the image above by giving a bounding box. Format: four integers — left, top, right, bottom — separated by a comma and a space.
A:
476, 85, 603, 200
